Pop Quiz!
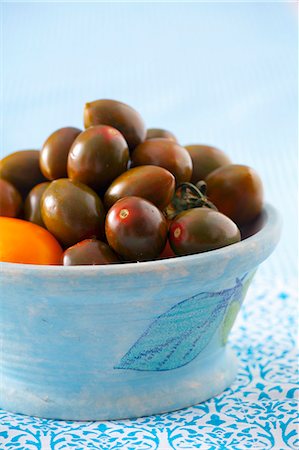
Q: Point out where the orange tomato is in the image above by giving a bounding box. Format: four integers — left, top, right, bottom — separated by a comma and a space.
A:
0, 217, 63, 265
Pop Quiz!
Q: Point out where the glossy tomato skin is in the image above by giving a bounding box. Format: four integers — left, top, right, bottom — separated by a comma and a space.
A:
24, 182, 50, 227
0, 217, 62, 264
67, 125, 129, 192
239, 212, 265, 240
169, 208, 241, 256
206, 164, 264, 226
0, 150, 47, 197
104, 165, 175, 211
105, 196, 168, 261
41, 179, 105, 247
62, 239, 120, 265
84, 99, 146, 151
0, 179, 22, 218
131, 139, 192, 185
146, 128, 177, 143
40, 127, 81, 180
185, 144, 231, 183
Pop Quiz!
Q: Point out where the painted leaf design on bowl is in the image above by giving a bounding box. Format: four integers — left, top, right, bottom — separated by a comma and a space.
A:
221, 270, 256, 345
115, 274, 249, 371
221, 300, 241, 346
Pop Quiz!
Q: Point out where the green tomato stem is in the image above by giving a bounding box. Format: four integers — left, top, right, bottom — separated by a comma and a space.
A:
164, 181, 218, 220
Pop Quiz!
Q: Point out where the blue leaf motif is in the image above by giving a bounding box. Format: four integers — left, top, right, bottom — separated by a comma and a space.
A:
115, 277, 246, 371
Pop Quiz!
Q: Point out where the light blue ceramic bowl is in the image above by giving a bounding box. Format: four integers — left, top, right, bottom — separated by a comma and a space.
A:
0, 204, 281, 420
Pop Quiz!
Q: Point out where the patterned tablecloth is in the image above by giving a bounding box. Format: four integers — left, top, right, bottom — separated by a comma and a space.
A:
1, 274, 298, 449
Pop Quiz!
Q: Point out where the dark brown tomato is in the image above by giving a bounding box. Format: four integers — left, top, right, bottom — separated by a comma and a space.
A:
185, 144, 231, 183
41, 178, 105, 247
67, 125, 129, 191
146, 128, 178, 143
206, 164, 264, 226
239, 212, 265, 240
62, 239, 120, 265
84, 99, 146, 151
40, 127, 81, 180
0, 150, 47, 197
169, 208, 241, 256
131, 139, 192, 185
24, 182, 51, 227
105, 196, 168, 261
104, 165, 175, 211
0, 179, 22, 217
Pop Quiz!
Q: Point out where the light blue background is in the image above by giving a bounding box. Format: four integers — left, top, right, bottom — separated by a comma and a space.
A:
1, 2, 298, 280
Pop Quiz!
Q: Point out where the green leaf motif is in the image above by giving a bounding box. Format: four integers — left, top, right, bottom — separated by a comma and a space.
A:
221, 301, 241, 345
115, 275, 250, 371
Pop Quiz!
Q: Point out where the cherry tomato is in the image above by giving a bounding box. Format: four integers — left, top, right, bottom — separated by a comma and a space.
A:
206, 164, 263, 225
40, 126, 81, 180
169, 208, 241, 255
0, 150, 47, 198
84, 99, 146, 152
67, 125, 129, 192
131, 139, 193, 185
105, 196, 168, 261
104, 165, 175, 211
62, 239, 120, 265
0, 217, 62, 264
185, 144, 231, 183
239, 212, 265, 240
0, 179, 22, 218
24, 182, 50, 227
146, 128, 177, 143
41, 179, 105, 247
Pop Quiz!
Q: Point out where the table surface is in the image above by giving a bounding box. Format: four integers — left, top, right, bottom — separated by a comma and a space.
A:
1, 2, 298, 449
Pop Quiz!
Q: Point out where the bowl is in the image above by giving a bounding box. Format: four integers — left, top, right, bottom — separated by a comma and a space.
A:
0, 203, 281, 420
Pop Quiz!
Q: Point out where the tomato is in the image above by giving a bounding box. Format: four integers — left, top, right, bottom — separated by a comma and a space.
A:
169, 208, 241, 255
185, 144, 231, 183
84, 99, 146, 152
239, 212, 265, 240
105, 196, 168, 261
0, 179, 22, 218
131, 139, 193, 185
40, 126, 81, 180
0, 217, 63, 264
146, 128, 177, 143
24, 182, 50, 227
206, 164, 263, 226
67, 125, 129, 192
41, 179, 105, 247
104, 165, 175, 211
0, 150, 47, 198
62, 239, 120, 266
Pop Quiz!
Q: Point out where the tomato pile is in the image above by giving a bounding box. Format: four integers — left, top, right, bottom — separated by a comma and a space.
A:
0, 99, 264, 265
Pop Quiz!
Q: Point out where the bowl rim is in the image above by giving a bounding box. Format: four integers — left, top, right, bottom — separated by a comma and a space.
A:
1, 203, 281, 274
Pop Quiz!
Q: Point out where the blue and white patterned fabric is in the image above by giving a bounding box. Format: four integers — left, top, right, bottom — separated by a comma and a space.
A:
0, 274, 298, 449
1, 2, 298, 448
